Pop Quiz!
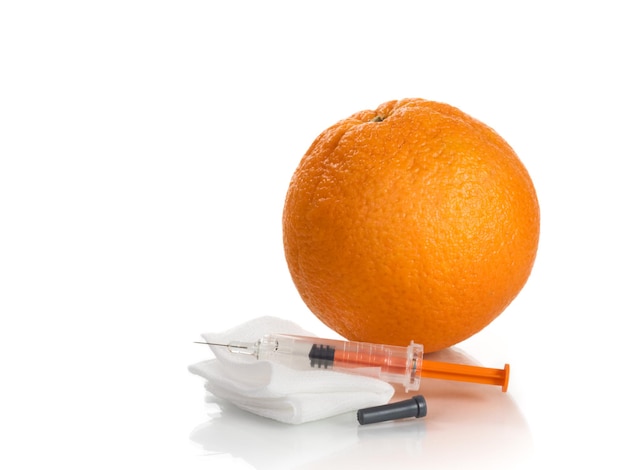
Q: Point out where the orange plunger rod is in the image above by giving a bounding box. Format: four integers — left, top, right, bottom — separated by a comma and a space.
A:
421, 360, 510, 392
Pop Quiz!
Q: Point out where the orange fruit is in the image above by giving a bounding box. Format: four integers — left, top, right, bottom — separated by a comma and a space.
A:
282, 98, 540, 352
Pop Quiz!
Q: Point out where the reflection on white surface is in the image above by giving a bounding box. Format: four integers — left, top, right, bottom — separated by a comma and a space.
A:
189, 348, 532, 469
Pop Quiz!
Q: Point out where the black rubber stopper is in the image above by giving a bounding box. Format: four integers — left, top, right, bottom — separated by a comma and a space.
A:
357, 395, 427, 425
308, 343, 335, 368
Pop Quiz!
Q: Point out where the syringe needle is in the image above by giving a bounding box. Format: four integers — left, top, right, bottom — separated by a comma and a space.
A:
194, 340, 257, 355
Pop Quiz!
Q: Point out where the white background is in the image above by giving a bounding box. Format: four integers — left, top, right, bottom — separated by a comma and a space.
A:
1, 1, 625, 469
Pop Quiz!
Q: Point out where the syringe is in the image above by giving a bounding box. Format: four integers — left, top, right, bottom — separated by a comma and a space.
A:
196, 334, 510, 393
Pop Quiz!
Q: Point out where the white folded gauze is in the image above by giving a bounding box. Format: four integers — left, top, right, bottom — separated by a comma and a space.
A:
188, 316, 395, 424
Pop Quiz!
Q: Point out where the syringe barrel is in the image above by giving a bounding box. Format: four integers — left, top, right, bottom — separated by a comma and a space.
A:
255, 334, 424, 391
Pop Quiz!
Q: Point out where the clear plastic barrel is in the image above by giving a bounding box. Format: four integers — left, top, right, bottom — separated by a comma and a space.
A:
255, 334, 424, 392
